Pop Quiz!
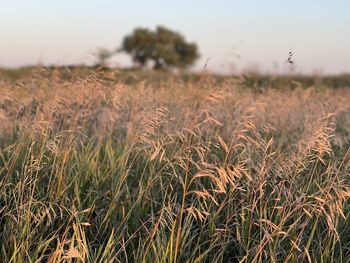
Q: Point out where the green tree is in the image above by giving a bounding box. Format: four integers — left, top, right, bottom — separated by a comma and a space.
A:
121, 26, 199, 69
95, 47, 111, 67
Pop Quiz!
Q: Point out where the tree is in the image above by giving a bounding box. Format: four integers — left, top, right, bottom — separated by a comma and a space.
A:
120, 26, 199, 69
95, 47, 111, 67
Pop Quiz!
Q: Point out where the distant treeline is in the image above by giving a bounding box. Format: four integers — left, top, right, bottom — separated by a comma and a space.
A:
1, 66, 350, 89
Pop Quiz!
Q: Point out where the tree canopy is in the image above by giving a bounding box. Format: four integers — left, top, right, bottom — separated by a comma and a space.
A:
121, 26, 199, 69
95, 47, 111, 67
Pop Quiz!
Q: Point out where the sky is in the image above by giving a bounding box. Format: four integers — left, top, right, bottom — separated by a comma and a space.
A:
1, 0, 350, 74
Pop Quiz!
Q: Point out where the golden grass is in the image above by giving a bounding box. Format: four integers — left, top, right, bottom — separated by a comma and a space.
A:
0, 68, 350, 262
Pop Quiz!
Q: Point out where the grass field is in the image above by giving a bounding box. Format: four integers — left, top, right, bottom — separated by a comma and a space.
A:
1, 67, 350, 262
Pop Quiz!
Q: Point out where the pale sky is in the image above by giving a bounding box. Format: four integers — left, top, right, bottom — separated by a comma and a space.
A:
1, 0, 350, 74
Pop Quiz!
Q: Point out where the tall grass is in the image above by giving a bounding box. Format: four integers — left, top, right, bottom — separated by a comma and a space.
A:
1, 68, 350, 262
